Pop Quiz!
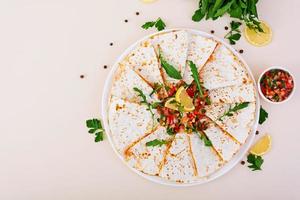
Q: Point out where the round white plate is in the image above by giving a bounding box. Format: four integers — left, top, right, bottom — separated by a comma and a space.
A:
101, 28, 260, 186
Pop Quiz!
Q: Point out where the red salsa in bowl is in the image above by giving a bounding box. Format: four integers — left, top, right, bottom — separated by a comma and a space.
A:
259, 68, 295, 103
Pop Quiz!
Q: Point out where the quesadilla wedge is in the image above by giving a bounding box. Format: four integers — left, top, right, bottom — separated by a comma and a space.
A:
151, 30, 189, 84
189, 132, 224, 178
110, 64, 158, 103
205, 102, 256, 144
159, 132, 197, 183
183, 34, 217, 84
208, 83, 256, 104
122, 40, 164, 87
203, 120, 241, 162
200, 44, 251, 90
109, 98, 158, 154
125, 126, 173, 176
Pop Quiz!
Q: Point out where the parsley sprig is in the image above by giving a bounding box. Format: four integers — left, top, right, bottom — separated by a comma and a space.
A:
146, 139, 169, 147
192, 0, 263, 32
188, 60, 204, 97
142, 17, 166, 31
259, 106, 268, 125
247, 153, 264, 171
86, 119, 105, 142
159, 49, 182, 80
224, 21, 242, 45
218, 102, 249, 121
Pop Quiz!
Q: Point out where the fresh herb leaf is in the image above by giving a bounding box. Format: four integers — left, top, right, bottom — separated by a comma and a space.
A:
159, 50, 182, 80
192, 9, 205, 22
86, 119, 105, 142
196, 131, 212, 147
247, 153, 264, 171
150, 82, 163, 96
146, 139, 168, 147
259, 106, 268, 125
167, 127, 175, 135
218, 102, 249, 121
188, 60, 203, 97
224, 21, 242, 45
142, 18, 166, 31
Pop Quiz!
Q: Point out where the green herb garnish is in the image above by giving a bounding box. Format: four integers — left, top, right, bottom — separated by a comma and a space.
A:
259, 106, 268, 125
150, 82, 164, 96
247, 153, 264, 171
146, 139, 168, 147
224, 21, 242, 45
188, 60, 203, 97
218, 102, 249, 121
142, 17, 166, 31
86, 119, 105, 142
159, 50, 182, 80
167, 127, 175, 135
196, 131, 212, 147
192, 0, 263, 32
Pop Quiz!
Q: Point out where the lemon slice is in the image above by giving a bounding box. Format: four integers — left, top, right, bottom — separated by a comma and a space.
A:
244, 21, 272, 47
175, 86, 195, 112
250, 134, 272, 156
141, 0, 157, 3
165, 98, 178, 111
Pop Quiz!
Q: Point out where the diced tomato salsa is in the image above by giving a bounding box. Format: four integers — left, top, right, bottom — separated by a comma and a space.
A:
260, 69, 294, 102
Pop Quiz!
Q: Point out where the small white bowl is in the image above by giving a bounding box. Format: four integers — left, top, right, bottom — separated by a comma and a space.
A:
257, 66, 296, 104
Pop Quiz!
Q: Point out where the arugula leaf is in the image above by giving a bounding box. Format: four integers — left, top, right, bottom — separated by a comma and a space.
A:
192, 9, 205, 22
224, 21, 242, 45
141, 18, 166, 31
259, 106, 268, 125
218, 102, 249, 121
86, 119, 105, 142
146, 139, 168, 147
188, 60, 203, 97
159, 50, 182, 80
247, 153, 264, 171
214, 0, 234, 18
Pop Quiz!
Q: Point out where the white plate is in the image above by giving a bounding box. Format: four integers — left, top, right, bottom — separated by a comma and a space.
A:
101, 28, 260, 186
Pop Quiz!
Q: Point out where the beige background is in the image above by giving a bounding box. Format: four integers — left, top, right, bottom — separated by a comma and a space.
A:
1, 0, 300, 199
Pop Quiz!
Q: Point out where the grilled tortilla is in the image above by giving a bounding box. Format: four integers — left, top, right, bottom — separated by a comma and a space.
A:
109, 98, 158, 154
205, 102, 256, 144
126, 126, 173, 176
159, 132, 197, 183
189, 132, 224, 178
183, 34, 217, 84
122, 40, 164, 87
200, 44, 251, 90
151, 30, 189, 84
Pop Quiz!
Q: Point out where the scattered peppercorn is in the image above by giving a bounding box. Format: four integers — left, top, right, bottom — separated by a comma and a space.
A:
241, 161, 245, 165
103, 65, 108, 69
135, 12, 140, 16
225, 26, 229, 30
239, 49, 244, 54
124, 19, 128, 23
80, 75, 84, 79
255, 130, 259, 135
210, 30, 215, 34
110, 42, 113, 46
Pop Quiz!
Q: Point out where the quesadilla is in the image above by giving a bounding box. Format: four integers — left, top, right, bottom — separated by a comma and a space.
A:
200, 44, 251, 90
151, 30, 189, 84
110, 64, 158, 103
208, 83, 256, 104
189, 132, 224, 178
126, 126, 173, 176
183, 34, 217, 84
159, 132, 197, 183
205, 102, 256, 144
109, 98, 158, 154
203, 121, 241, 162
122, 40, 164, 87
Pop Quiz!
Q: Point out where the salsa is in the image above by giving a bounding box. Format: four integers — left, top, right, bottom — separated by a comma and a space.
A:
260, 69, 294, 102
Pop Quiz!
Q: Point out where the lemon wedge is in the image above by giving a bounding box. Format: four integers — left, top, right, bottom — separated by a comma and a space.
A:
165, 98, 178, 111
175, 86, 195, 112
244, 21, 272, 47
250, 134, 272, 156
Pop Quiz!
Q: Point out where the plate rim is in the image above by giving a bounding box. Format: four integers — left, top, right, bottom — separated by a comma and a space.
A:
101, 28, 260, 187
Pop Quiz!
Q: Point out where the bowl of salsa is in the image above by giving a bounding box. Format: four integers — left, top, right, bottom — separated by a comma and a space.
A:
258, 66, 295, 104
